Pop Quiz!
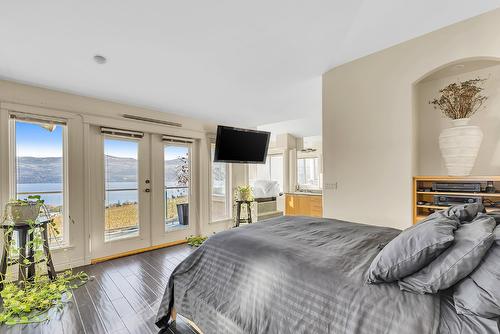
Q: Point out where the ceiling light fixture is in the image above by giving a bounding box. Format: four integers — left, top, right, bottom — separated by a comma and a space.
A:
93, 55, 107, 64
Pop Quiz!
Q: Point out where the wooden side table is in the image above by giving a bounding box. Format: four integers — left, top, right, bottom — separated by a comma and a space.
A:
0, 218, 56, 290
235, 200, 253, 227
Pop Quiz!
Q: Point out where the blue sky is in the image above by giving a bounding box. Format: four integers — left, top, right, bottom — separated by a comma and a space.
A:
105, 139, 138, 159
16, 121, 63, 157
16, 121, 189, 159
165, 145, 188, 161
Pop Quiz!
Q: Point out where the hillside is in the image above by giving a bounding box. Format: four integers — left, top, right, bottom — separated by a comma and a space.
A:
17, 156, 185, 183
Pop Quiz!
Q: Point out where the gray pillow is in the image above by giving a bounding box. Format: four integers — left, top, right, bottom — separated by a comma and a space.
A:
453, 226, 500, 318
366, 210, 458, 283
487, 210, 500, 224
442, 203, 485, 222
399, 213, 496, 294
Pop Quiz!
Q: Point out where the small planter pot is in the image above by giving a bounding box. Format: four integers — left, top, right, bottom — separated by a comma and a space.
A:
238, 194, 252, 202
6, 203, 42, 225
176, 203, 189, 225
439, 118, 483, 176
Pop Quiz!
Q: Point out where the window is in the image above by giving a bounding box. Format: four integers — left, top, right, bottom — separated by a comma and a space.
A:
12, 118, 67, 243
249, 154, 284, 192
211, 144, 230, 222
297, 157, 320, 189
164, 144, 190, 229
104, 138, 139, 241
269, 155, 284, 192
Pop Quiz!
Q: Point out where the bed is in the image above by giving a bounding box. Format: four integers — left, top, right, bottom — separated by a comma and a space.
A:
156, 216, 499, 334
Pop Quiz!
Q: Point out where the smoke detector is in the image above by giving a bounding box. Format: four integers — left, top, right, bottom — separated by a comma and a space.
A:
93, 55, 107, 64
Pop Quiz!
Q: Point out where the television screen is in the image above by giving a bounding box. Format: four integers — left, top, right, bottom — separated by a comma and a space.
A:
214, 126, 270, 163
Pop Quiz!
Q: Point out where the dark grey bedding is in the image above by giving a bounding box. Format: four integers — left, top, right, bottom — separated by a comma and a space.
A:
440, 293, 500, 334
156, 216, 499, 334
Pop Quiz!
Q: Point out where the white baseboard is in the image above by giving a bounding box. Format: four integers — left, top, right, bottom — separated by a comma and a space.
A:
54, 257, 86, 272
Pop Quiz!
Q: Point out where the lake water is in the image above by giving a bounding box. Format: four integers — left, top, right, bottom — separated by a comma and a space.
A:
17, 182, 188, 206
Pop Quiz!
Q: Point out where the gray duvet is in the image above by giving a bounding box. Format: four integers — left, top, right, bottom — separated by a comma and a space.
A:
156, 216, 499, 334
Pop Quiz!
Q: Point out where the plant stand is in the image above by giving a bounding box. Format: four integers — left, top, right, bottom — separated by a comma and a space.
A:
235, 200, 253, 227
0, 218, 56, 291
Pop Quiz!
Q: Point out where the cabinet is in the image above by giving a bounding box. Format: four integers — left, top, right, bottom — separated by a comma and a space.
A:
285, 194, 322, 217
413, 176, 500, 224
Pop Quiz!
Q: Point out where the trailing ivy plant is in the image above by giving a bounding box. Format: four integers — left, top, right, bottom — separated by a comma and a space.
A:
0, 271, 88, 325
0, 199, 89, 325
186, 235, 208, 247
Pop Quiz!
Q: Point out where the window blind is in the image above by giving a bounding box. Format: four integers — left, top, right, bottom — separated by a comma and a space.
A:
101, 127, 144, 139
9, 112, 67, 125
162, 135, 194, 144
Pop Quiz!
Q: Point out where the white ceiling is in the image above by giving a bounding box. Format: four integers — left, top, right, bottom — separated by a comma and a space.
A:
258, 117, 322, 138
1, 1, 500, 130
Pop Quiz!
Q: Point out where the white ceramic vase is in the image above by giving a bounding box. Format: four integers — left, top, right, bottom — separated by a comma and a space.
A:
439, 118, 483, 176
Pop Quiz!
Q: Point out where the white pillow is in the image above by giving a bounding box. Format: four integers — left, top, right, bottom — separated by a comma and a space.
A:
252, 180, 279, 198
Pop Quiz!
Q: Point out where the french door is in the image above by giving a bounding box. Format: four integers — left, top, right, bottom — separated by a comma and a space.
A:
91, 132, 152, 259
150, 139, 195, 247
90, 128, 196, 260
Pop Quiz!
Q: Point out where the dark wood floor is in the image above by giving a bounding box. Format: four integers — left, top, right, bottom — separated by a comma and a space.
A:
0, 244, 197, 334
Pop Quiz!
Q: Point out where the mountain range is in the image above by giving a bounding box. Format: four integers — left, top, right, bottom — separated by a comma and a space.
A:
17, 156, 185, 184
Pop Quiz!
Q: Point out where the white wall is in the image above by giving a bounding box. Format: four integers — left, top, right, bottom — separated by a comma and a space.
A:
323, 9, 500, 229
417, 64, 500, 175
0, 79, 244, 268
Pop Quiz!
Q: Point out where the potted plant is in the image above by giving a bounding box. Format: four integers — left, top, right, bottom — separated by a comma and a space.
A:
175, 154, 189, 225
236, 185, 253, 202
0, 198, 89, 325
5, 195, 43, 225
430, 78, 487, 176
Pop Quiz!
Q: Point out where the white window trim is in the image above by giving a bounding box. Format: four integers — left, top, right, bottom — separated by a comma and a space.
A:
209, 142, 232, 224
9, 116, 70, 245
296, 156, 321, 190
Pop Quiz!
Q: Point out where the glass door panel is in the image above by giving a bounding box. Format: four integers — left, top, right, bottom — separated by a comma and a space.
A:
91, 129, 151, 260
104, 139, 139, 241
164, 144, 190, 230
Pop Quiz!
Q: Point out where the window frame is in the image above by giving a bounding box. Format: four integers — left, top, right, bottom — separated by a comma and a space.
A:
296, 156, 321, 189
268, 154, 284, 193
249, 152, 284, 192
9, 116, 70, 245
209, 142, 232, 223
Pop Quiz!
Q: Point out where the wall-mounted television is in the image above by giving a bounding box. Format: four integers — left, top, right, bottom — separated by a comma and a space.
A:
214, 126, 270, 164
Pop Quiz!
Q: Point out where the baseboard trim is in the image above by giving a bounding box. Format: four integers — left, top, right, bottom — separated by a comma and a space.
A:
90, 239, 187, 264
54, 257, 86, 271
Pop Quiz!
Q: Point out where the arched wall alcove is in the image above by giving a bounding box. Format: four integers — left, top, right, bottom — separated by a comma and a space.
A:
412, 57, 500, 176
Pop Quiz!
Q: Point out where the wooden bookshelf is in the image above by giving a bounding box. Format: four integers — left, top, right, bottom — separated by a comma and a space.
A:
413, 176, 500, 224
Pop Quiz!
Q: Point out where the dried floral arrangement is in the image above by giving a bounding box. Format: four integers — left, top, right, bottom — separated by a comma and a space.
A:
430, 78, 488, 120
